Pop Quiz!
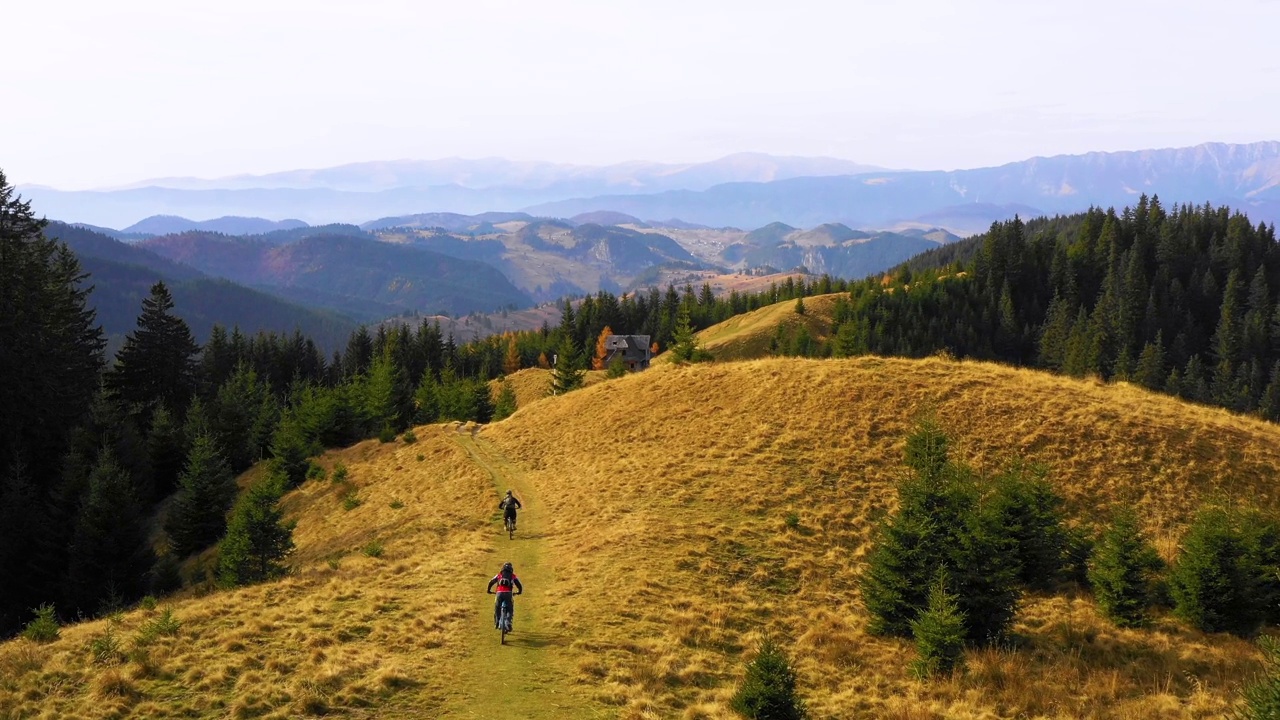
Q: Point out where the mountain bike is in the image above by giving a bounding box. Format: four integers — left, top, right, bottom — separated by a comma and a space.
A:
504, 514, 516, 540
497, 598, 515, 644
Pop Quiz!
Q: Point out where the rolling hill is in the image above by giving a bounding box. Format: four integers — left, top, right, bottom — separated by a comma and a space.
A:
122, 215, 310, 237
5, 354, 1279, 718
139, 232, 532, 319
47, 222, 358, 350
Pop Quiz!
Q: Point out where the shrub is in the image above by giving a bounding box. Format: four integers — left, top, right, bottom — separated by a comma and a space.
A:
331, 463, 349, 484
1061, 524, 1096, 586
402, 428, 417, 444
731, 637, 807, 719
606, 357, 628, 379
135, 608, 181, 645
306, 463, 326, 482
784, 512, 800, 530
139, 595, 158, 612
415, 454, 425, 462
911, 575, 967, 679
1089, 511, 1163, 627
1171, 506, 1259, 635
1236, 635, 1280, 719
377, 424, 397, 444
390, 499, 405, 509
493, 380, 518, 420
21, 604, 60, 643
342, 491, 362, 511
363, 540, 384, 558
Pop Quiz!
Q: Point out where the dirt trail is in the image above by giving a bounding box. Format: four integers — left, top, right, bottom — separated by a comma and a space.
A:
438, 431, 599, 719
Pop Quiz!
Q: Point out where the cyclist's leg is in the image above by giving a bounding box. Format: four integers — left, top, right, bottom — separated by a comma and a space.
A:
493, 595, 501, 628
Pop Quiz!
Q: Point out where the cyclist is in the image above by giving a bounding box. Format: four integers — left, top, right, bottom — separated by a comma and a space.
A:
498, 490, 522, 533
486, 561, 523, 629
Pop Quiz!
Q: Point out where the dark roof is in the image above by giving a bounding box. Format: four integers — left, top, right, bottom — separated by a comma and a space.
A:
605, 335, 650, 351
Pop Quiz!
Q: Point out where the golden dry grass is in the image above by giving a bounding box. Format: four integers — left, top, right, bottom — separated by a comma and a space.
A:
491, 367, 607, 414
481, 356, 1280, 718
696, 293, 844, 361
6, 353, 1280, 719
0, 432, 514, 719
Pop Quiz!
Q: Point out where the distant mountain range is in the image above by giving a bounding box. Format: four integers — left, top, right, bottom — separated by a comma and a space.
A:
529, 142, 1280, 232
19, 142, 1279, 233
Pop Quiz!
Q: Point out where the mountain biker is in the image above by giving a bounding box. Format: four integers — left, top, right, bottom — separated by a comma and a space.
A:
487, 561, 523, 629
498, 490, 522, 532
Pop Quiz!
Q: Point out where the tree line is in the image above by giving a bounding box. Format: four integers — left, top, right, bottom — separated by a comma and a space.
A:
827, 198, 1280, 419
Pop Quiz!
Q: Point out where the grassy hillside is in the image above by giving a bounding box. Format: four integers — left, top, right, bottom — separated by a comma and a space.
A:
6, 357, 1280, 718
695, 292, 844, 360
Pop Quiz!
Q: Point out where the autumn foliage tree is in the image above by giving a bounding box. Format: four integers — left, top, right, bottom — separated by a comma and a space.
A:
592, 325, 614, 370
503, 335, 521, 375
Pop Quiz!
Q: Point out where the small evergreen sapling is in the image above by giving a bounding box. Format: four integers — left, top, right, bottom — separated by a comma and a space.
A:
1236, 635, 1280, 720
730, 637, 807, 720
1088, 511, 1163, 627
217, 472, 295, 587
911, 575, 967, 679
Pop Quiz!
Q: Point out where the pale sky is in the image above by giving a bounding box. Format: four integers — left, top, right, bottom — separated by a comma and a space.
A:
7, 0, 1279, 189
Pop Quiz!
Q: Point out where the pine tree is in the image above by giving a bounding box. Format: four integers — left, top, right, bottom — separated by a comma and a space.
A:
794, 297, 806, 316
415, 369, 441, 423
270, 412, 317, 488
910, 574, 967, 679
986, 464, 1067, 590
1134, 332, 1167, 391
1260, 362, 1280, 422
218, 472, 294, 587
209, 364, 275, 473
64, 450, 151, 615
106, 282, 200, 417
730, 637, 807, 720
1213, 270, 1245, 402
165, 434, 237, 557
549, 335, 585, 395
493, 380, 518, 421
1170, 506, 1259, 635
1236, 635, 1280, 720
950, 499, 1021, 644
1088, 511, 1163, 627
670, 305, 703, 363
146, 405, 187, 498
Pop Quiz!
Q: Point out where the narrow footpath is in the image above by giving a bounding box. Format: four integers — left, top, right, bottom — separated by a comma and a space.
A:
438, 431, 598, 718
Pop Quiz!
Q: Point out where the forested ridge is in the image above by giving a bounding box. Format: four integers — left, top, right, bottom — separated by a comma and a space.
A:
804, 197, 1280, 419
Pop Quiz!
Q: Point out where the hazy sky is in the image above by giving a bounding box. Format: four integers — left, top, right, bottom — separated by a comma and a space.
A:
7, 0, 1279, 189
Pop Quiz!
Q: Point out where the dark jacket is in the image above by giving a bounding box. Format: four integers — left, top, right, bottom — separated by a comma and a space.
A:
499, 495, 522, 514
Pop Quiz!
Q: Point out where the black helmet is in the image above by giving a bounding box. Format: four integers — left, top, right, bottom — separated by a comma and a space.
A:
506, 490, 514, 495
502, 562, 513, 573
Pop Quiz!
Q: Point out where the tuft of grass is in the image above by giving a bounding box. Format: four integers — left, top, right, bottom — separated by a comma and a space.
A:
402, 429, 418, 444
21, 603, 60, 643
389, 498, 405, 509
307, 463, 327, 482
362, 540, 384, 558
416, 453, 425, 462
138, 595, 158, 612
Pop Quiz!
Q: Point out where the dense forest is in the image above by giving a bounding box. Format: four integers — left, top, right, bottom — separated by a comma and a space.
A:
0, 172, 847, 637
798, 198, 1280, 419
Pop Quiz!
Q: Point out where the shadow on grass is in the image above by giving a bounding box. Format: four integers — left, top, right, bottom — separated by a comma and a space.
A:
505, 630, 567, 650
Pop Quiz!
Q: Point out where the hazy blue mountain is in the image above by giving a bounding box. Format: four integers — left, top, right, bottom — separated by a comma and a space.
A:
361, 211, 535, 232
109, 153, 885, 193
46, 222, 357, 350
122, 215, 309, 236
19, 154, 883, 227
569, 211, 647, 227
526, 141, 1280, 229
139, 232, 531, 318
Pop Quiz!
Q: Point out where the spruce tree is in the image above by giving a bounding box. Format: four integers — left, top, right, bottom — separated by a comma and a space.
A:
1237, 635, 1280, 719
106, 282, 200, 417
549, 334, 586, 395
65, 450, 151, 615
1170, 506, 1258, 635
730, 637, 807, 720
670, 305, 703, 363
210, 364, 275, 473
493, 379, 518, 420
165, 434, 237, 557
986, 464, 1067, 590
1088, 511, 1163, 627
146, 405, 187, 499
218, 471, 294, 587
910, 575, 967, 679
1134, 333, 1167, 391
